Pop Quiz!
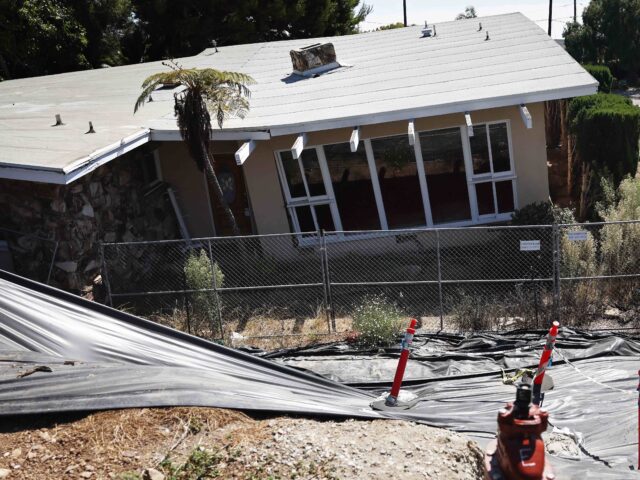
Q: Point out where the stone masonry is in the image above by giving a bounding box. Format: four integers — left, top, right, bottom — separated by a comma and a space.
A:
0, 147, 179, 293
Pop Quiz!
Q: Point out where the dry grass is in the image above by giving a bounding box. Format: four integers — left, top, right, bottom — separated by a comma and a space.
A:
0, 408, 251, 479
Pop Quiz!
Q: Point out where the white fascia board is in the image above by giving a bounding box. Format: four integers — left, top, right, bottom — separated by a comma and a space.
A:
235, 140, 257, 165
408, 120, 415, 146
150, 129, 271, 141
291, 133, 307, 159
350, 127, 360, 152
519, 104, 533, 129
268, 83, 598, 137
465, 112, 474, 137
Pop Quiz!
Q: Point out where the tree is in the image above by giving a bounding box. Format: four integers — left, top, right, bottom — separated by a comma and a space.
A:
0, 0, 89, 79
134, 63, 254, 235
563, 0, 640, 76
131, 0, 371, 61
377, 22, 405, 31
455, 6, 477, 20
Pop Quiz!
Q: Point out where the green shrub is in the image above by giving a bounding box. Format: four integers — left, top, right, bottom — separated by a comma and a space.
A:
568, 93, 640, 184
583, 64, 613, 93
511, 202, 576, 225
450, 293, 503, 331
184, 249, 224, 335
352, 294, 405, 347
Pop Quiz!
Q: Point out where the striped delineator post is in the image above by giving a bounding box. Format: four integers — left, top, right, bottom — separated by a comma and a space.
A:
532, 321, 560, 406
386, 318, 418, 407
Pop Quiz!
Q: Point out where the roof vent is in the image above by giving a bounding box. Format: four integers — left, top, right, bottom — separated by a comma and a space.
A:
422, 22, 436, 37
290, 43, 339, 77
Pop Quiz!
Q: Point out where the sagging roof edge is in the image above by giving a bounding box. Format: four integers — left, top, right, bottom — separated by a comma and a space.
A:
0, 82, 596, 185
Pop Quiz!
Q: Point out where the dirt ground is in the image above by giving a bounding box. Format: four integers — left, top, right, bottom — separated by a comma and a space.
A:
0, 408, 484, 480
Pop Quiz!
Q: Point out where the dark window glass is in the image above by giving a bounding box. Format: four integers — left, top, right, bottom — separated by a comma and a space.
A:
371, 135, 425, 229
420, 128, 471, 224
475, 182, 495, 215
325, 143, 380, 230
295, 205, 315, 232
280, 151, 305, 198
300, 148, 326, 197
495, 180, 515, 213
470, 125, 490, 175
489, 123, 511, 173
314, 204, 335, 231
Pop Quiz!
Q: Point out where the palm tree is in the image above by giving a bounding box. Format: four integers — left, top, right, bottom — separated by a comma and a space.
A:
134, 61, 255, 236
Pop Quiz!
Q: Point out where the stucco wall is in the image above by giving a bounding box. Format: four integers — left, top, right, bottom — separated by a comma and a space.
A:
243, 103, 549, 235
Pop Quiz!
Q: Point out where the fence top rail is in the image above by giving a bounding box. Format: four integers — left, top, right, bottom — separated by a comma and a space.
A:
101, 220, 640, 248
101, 231, 320, 247
558, 219, 640, 228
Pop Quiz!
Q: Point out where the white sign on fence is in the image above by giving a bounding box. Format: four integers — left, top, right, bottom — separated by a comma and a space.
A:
567, 230, 588, 242
520, 240, 541, 251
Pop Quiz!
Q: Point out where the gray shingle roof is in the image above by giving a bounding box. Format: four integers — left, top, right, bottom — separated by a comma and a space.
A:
0, 12, 596, 182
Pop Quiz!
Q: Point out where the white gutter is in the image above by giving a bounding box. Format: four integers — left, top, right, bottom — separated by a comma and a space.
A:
268, 83, 598, 137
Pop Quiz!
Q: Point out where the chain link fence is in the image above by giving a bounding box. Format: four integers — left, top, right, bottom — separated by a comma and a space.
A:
101, 221, 640, 347
0, 227, 58, 284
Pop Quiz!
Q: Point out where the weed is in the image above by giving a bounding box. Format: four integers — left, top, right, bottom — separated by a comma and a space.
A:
352, 294, 404, 347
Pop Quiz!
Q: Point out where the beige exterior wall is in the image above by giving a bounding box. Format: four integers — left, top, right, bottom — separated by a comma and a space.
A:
156, 103, 549, 237
244, 103, 549, 235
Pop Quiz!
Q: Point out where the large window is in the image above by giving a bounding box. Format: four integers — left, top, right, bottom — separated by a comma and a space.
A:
420, 127, 471, 224
324, 142, 381, 230
469, 122, 516, 218
370, 135, 425, 229
276, 119, 518, 237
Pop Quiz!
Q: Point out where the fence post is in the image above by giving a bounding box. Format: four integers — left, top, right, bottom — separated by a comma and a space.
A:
435, 229, 444, 331
552, 224, 562, 325
46, 241, 59, 285
207, 239, 224, 340
320, 230, 336, 332
99, 243, 114, 307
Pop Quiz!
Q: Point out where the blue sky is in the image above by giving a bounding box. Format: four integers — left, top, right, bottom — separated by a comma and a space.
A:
359, 1, 587, 38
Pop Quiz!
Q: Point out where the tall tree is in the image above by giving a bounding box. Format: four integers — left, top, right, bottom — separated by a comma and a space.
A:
134, 63, 254, 235
564, 0, 640, 76
131, 0, 371, 61
0, 0, 89, 79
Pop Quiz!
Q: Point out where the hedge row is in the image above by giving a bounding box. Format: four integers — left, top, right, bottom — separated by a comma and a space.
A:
582, 64, 613, 93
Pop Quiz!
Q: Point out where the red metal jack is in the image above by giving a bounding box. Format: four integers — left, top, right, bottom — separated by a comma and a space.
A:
385, 318, 417, 406
485, 383, 555, 480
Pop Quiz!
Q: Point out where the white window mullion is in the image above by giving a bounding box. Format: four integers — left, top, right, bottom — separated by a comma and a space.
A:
491, 181, 499, 216
297, 155, 312, 199
485, 125, 494, 175
460, 126, 479, 221
412, 133, 433, 227
364, 139, 388, 230
316, 146, 343, 232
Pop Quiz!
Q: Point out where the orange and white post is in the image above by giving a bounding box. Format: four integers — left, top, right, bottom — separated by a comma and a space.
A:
532, 321, 559, 406
386, 318, 418, 406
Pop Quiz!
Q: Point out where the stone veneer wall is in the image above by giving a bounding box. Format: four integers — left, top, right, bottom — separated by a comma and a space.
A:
0, 148, 179, 292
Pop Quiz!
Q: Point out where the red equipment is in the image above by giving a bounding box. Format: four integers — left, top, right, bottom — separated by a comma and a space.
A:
385, 318, 417, 406
485, 384, 555, 480
533, 321, 559, 405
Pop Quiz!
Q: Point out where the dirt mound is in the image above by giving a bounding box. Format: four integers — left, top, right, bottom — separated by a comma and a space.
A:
0, 408, 483, 479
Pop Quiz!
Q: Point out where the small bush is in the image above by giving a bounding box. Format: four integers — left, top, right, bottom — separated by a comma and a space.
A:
184, 249, 224, 336
511, 202, 576, 225
583, 64, 613, 93
352, 294, 405, 347
450, 293, 503, 331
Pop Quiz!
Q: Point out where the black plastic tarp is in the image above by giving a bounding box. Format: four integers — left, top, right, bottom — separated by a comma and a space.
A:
1, 270, 638, 479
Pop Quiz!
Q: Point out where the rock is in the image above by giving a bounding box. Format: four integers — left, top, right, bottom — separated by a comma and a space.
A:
83, 260, 100, 273
0, 468, 9, 478
55, 261, 78, 273
80, 472, 93, 478
10, 449, 21, 459
81, 204, 95, 218
122, 230, 136, 243
143, 468, 165, 480
50, 198, 66, 213
103, 232, 117, 243
70, 184, 83, 194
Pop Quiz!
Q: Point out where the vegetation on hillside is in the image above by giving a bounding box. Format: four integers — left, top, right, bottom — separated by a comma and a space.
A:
0, 0, 371, 80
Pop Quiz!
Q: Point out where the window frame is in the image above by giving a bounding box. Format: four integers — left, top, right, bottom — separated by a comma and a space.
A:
275, 118, 520, 240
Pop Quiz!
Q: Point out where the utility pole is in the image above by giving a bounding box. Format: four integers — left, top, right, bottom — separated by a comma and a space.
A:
574, 0, 577, 23
548, 0, 553, 36
403, 0, 407, 27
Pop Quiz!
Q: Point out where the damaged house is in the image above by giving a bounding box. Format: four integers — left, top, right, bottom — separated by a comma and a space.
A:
0, 13, 597, 291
